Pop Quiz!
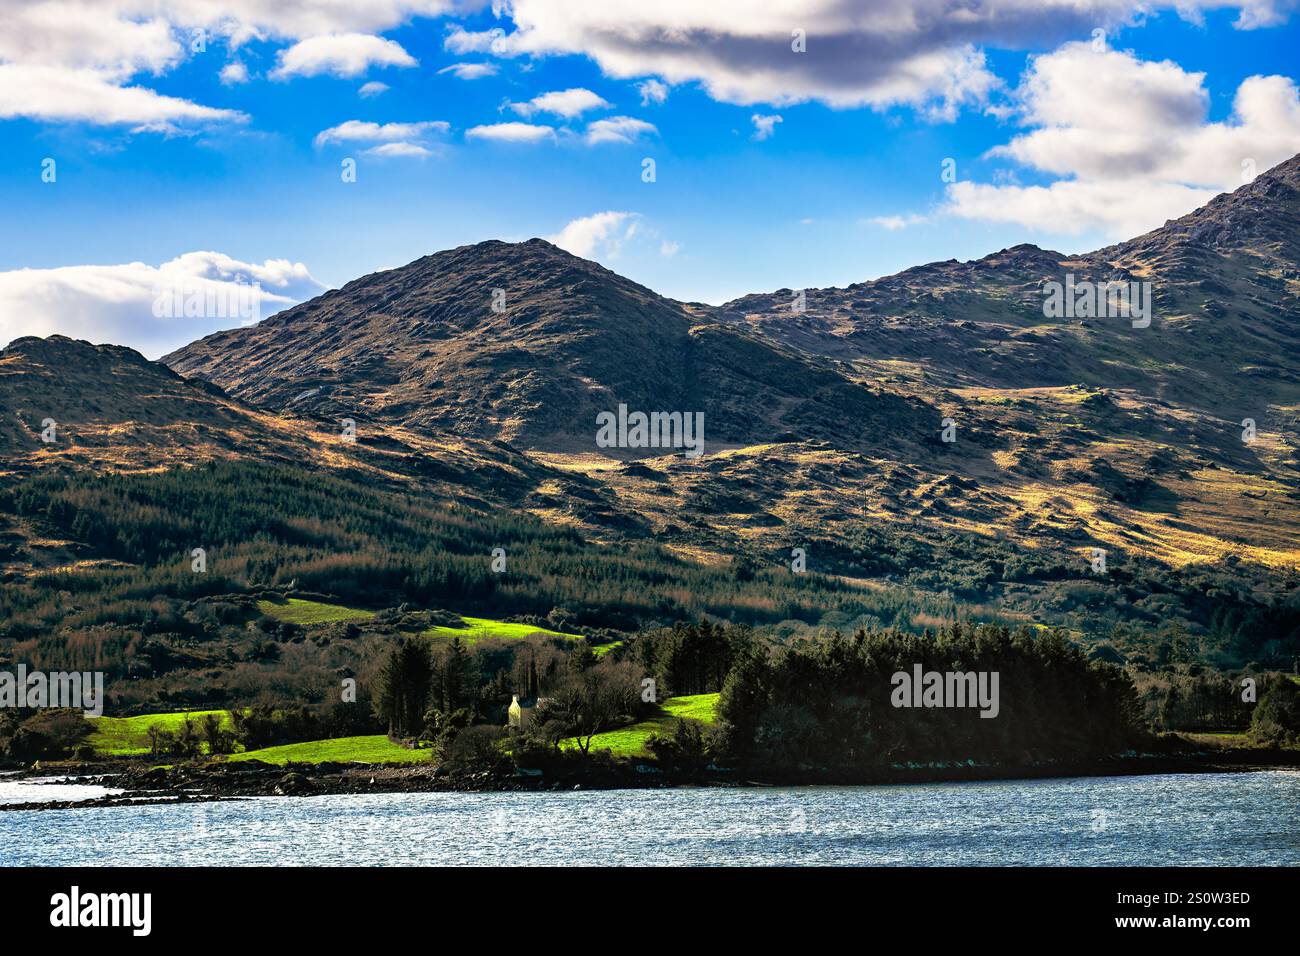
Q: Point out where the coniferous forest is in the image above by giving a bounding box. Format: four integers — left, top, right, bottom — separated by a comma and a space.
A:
3, 459, 1299, 770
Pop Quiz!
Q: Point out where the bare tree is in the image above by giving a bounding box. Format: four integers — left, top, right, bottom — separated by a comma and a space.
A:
541, 663, 639, 753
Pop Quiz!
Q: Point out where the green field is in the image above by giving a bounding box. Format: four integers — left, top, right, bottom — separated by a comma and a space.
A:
562, 692, 721, 757
256, 597, 374, 625
257, 598, 601, 648
422, 616, 582, 645
86, 710, 232, 756
226, 735, 431, 765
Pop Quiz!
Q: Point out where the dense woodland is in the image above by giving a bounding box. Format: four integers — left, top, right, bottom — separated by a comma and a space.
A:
5, 618, 1299, 765
359, 621, 1300, 775
2, 461, 1299, 765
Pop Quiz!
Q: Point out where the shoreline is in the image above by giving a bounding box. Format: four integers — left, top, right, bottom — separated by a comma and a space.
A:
4, 747, 1298, 812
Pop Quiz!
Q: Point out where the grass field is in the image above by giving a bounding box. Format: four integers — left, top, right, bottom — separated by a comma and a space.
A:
421, 616, 582, 645
226, 735, 431, 765
256, 597, 374, 625
562, 692, 721, 758
86, 710, 232, 756
257, 598, 604, 649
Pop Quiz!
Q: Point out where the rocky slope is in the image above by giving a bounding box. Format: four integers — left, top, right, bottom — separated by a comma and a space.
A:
23, 154, 1300, 575
0, 335, 645, 574
164, 238, 934, 456
720, 154, 1300, 412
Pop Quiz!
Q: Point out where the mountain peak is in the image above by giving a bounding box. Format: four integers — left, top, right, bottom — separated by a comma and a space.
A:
0, 333, 264, 460
164, 232, 935, 452
1257, 150, 1300, 186
3, 334, 159, 370
1098, 149, 1300, 264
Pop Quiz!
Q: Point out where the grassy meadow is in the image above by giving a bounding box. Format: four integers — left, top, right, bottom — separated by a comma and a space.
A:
562, 693, 721, 757
226, 735, 430, 765
86, 710, 233, 756
256, 597, 596, 648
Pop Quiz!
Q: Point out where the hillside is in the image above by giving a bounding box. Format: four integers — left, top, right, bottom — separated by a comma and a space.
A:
155, 160, 1300, 578
164, 238, 934, 455
0, 157, 1297, 696
720, 154, 1300, 410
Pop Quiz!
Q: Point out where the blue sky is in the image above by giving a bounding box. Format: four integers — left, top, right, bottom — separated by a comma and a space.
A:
1, 1, 1299, 356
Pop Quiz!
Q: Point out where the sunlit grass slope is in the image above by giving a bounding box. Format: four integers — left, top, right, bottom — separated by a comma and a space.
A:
226, 735, 430, 765
86, 710, 232, 756
560, 692, 721, 758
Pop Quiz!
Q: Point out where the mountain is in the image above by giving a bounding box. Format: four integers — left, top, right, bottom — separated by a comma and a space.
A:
685, 155, 1300, 569
9, 154, 1300, 647
720, 154, 1300, 411
0, 334, 289, 466
0, 334, 650, 574
164, 238, 934, 456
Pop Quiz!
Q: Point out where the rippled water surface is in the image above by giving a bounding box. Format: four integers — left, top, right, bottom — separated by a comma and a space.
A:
0, 774, 123, 806
2, 771, 1296, 866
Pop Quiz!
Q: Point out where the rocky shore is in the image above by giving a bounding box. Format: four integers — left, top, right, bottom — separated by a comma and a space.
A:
4, 744, 1298, 811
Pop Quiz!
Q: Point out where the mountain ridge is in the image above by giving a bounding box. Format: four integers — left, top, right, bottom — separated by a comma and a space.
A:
10, 152, 1300, 578
164, 236, 939, 456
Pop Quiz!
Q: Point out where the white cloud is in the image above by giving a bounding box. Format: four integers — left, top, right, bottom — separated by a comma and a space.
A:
466, 121, 555, 142
943, 43, 1300, 235
584, 115, 656, 145
547, 211, 641, 259
547, 210, 681, 262
946, 178, 1217, 237
511, 87, 611, 119
437, 62, 498, 80
271, 33, 417, 79
219, 61, 249, 85
443, 25, 511, 55
365, 141, 432, 157
314, 119, 447, 158
0, 63, 245, 125
167, 1, 454, 44
1232, 0, 1295, 28
3, 1, 1291, 137
0, 2, 183, 75
751, 113, 782, 140
358, 81, 390, 97
0, 1, 454, 129
866, 214, 929, 230
638, 78, 669, 105
461, 1, 1009, 113
314, 119, 449, 148
0, 252, 324, 359
459, 1, 1293, 117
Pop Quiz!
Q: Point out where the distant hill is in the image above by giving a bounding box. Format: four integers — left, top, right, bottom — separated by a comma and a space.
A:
4, 155, 1299, 667
0, 334, 641, 573
164, 237, 933, 455
719, 153, 1300, 412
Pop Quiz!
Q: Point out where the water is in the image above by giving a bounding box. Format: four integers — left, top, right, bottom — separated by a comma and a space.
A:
0, 774, 123, 806
2, 771, 1296, 866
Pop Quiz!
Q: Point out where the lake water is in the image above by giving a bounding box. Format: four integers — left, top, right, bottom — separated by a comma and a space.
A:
0, 774, 123, 807
2, 771, 1297, 866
